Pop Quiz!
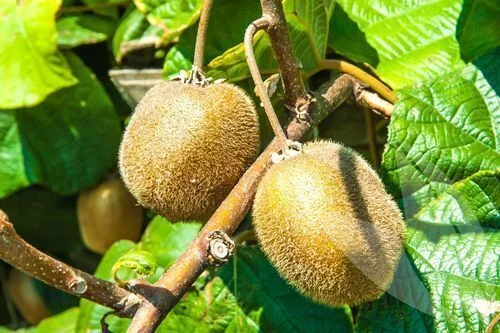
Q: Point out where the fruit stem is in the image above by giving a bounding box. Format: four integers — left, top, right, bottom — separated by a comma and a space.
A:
363, 107, 380, 167
245, 17, 290, 154
193, 0, 215, 69
321, 60, 397, 104
487, 313, 500, 333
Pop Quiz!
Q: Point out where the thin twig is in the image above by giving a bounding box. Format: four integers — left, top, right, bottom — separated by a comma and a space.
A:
261, 0, 306, 105
321, 60, 397, 103
363, 107, 380, 167
487, 312, 500, 333
355, 86, 394, 118
0, 210, 134, 315
193, 0, 215, 69
245, 18, 289, 153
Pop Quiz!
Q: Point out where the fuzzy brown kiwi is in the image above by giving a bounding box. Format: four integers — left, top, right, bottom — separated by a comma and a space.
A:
252, 140, 405, 306
77, 178, 144, 254
119, 81, 259, 222
6, 269, 51, 324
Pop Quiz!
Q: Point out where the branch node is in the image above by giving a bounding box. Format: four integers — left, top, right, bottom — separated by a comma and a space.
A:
207, 231, 234, 265
354, 84, 394, 118
69, 276, 88, 294
271, 140, 302, 164
286, 93, 315, 124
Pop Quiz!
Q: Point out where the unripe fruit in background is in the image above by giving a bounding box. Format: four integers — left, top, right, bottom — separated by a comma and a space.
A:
77, 178, 144, 254
119, 81, 259, 222
253, 140, 405, 306
5, 269, 51, 324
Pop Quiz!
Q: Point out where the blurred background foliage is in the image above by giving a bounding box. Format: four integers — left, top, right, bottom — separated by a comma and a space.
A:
0, 0, 498, 332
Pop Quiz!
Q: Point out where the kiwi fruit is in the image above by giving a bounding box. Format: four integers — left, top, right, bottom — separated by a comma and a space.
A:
119, 80, 259, 222
77, 178, 144, 254
252, 140, 405, 306
5, 269, 51, 324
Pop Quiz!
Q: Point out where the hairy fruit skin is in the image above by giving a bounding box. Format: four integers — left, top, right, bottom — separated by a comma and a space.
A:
119, 81, 259, 222
253, 140, 405, 306
6, 270, 51, 324
77, 178, 144, 254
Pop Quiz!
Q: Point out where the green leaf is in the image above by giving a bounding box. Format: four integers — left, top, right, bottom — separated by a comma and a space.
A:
0, 112, 30, 198
157, 277, 260, 333
357, 172, 499, 332
133, 0, 203, 45
1, 308, 79, 333
138, 216, 201, 267
354, 293, 434, 332
376, 50, 500, 333
112, 8, 164, 62
36, 308, 79, 333
81, 0, 122, 18
382, 51, 500, 215
220, 246, 354, 332
206, 0, 334, 81
77, 219, 200, 332
112, 250, 157, 285
328, 4, 379, 66
0, 186, 81, 254
56, 14, 116, 48
456, 0, 500, 62
0, 328, 34, 333
77, 241, 136, 333
413, 170, 499, 229
16, 52, 121, 195
206, 32, 276, 82
283, 0, 335, 61
163, 46, 192, 80
404, 225, 499, 332
331, 0, 467, 88
0, 0, 77, 109
164, 0, 262, 79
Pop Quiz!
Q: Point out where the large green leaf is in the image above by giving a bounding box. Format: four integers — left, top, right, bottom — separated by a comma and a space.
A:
456, 0, 500, 62
330, 0, 500, 88
112, 8, 164, 62
206, 0, 334, 82
283, 0, 335, 61
413, 170, 499, 228
77, 218, 200, 332
163, 0, 262, 79
57, 14, 116, 48
15, 52, 121, 195
36, 308, 79, 333
331, 0, 467, 88
0, 186, 81, 254
356, 171, 499, 332
404, 223, 499, 331
0, 307, 80, 333
0, 0, 77, 109
80, 0, 123, 18
370, 51, 500, 332
220, 246, 353, 332
0, 112, 29, 198
157, 277, 260, 333
138, 216, 201, 267
133, 0, 202, 45
354, 293, 434, 332
382, 51, 500, 215
163, 46, 193, 79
